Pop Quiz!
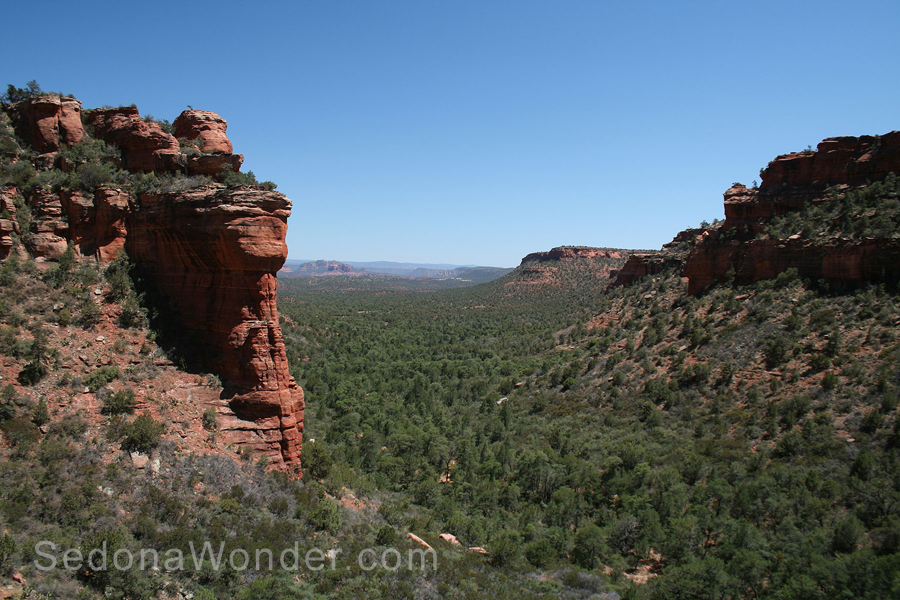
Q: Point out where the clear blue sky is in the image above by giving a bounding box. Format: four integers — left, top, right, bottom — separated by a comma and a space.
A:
4, 1, 899, 266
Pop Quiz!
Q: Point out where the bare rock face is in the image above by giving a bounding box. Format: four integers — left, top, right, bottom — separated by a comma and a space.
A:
683, 130, 900, 294
172, 110, 244, 178
85, 107, 182, 173
511, 246, 631, 289
23, 189, 69, 259
59, 189, 130, 262
0, 189, 20, 260
684, 236, 900, 295
186, 152, 244, 177
608, 228, 702, 288
521, 246, 629, 262
11, 95, 85, 153
609, 253, 683, 288
126, 185, 303, 471
760, 132, 900, 189
173, 110, 234, 153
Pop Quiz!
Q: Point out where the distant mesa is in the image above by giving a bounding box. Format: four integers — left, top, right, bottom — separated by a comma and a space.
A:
520, 246, 629, 263
280, 260, 362, 277
506, 246, 632, 290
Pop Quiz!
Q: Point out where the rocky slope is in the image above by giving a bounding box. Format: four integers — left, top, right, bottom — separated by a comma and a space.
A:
1, 94, 303, 472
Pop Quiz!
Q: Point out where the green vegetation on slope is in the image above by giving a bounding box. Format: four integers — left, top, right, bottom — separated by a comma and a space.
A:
279, 265, 900, 599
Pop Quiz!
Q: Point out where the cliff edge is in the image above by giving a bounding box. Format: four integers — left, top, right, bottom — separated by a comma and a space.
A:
1, 95, 303, 473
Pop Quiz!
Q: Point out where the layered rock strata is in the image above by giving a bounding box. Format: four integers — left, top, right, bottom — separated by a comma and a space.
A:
126, 185, 303, 470
0, 189, 20, 260
10, 94, 84, 153
3, 98, 303, 472
683, 131, 900, 294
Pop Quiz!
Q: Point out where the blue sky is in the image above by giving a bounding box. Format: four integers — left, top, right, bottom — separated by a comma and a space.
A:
4, 1, 900, 266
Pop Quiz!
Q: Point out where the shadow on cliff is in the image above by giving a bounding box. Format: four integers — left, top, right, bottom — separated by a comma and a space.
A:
129, 264, 216, 378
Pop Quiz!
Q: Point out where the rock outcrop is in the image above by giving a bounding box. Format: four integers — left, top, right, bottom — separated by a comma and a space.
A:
684, 235, 900, 295
173, 110, 234, 153
127, 185, 303, 471
84, 107, 183, 173
521, 246, 629, 263
11, 95, 85, 153
290, 260, 358, 277
59, 188, 130, 263
2, 97, 303, 473
23, 189, 70, 260
683, 131, 900, 294
610, 253, 684, 288
760, 132, 900, 189
0, 189, 20, 260
608, 229, 701, 288
173, 109, 245, 177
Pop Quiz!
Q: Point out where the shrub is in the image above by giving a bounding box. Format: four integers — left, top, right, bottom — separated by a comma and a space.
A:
572, 523, 606, 568
307, 497, 342, 534
809, 308, 836, 331
807, 354, 831, 373
202, 408, 219, 431
120, 414, 164, 453
488, 529, 523, 567
102, 388, 136, 415
832, 516, 865, 554
83, 365, 120, 392
0, 416, 40, 448
17, 360, 47, 386
104, 252, 135, 303
762, 333, 793, 369
76, 299, 102, 329
0, 533, 15, 574
31, 398, 49, 426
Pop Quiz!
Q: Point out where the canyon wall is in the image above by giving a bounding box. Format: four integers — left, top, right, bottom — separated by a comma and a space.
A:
126, 185, 303, 470
4, 97, 303, 472
682, 131, 900, 294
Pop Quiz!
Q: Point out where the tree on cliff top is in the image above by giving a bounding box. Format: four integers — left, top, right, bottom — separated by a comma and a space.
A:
1, 80, 42, 105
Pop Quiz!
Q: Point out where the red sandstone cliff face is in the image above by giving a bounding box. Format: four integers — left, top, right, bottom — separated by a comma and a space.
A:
610, 253, 684, 288
607, 229, 702, 288
23, 189, 70, 260
84, 107, 183, 173
59, 188, 130, 262
11, 95, 85, 153
173, 109, 245, 177
0, 189, 20, 260
174, 110, 234, 153
760, 132, 900, 189
683, 130, 900, 294
521, 246, 628, 263
684, 235, 900, 295
2, 98, 303, 473
126, 185, 303, 470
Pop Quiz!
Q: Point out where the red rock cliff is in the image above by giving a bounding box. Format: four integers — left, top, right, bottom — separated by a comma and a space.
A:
521, 246, 628, 263
10, 94, 85, 153
126, 185, 303, 471
3, 98, 303, 473
683, 130, 900, 294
